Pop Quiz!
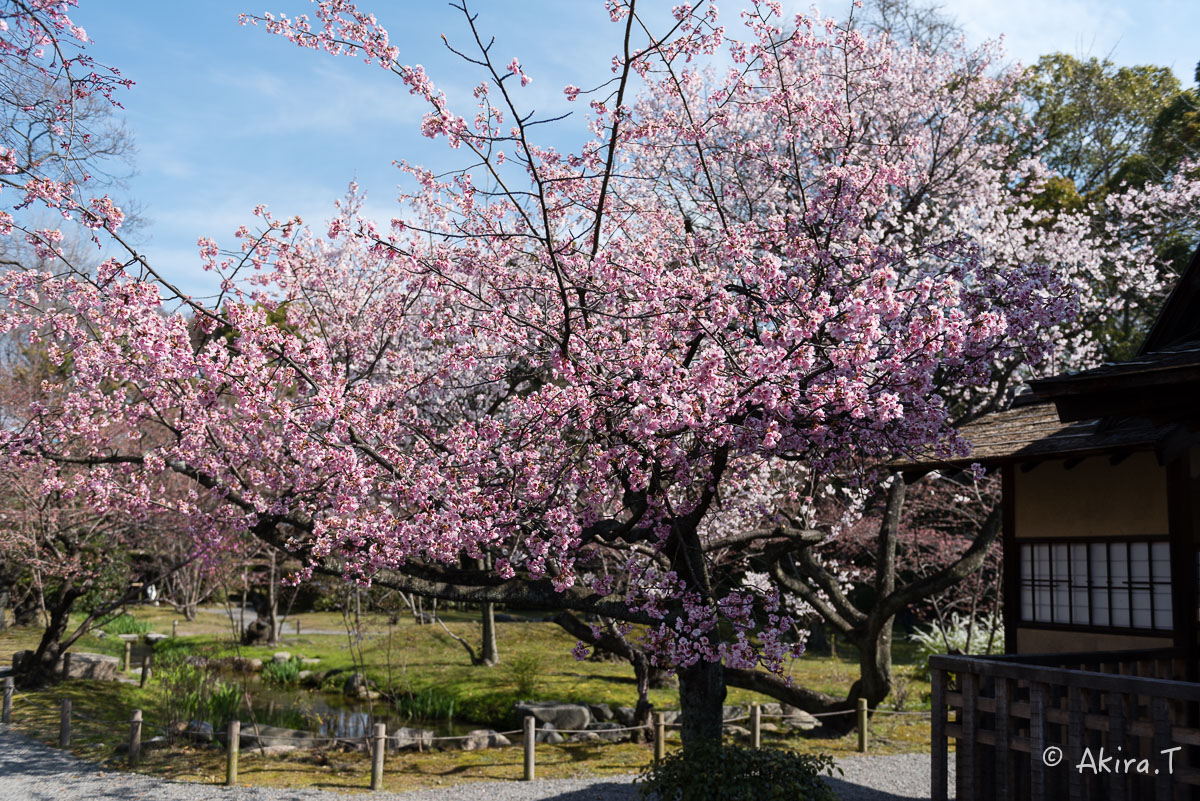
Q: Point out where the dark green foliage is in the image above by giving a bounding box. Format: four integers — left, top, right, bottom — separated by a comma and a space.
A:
261, 655, 301, 686
103, 613, 152, 636
637, 743, 840, 801
393, 687, 457, 721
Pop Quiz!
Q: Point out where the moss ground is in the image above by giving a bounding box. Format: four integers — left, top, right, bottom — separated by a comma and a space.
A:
0, 607, 934, 792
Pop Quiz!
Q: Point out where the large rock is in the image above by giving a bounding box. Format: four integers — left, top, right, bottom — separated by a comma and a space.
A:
342, 672, 379, 700
170, 719, 214, 743
239, 724, 318, 749
228, 656, 263, 673
723, 724, 751, 738
242, 618, 272, 645
783, 710, 821, 731
272, 652, 292, 664
390, 727, 435, 751
761, 703, 783, 717
535, 722, 564, 745
585, 721, 628, 742
613, 706, 636, 726
145, 633, 169, 645
116, 634, 139, 642
60, 652, 119, 681
588, 703, 615, 722
514, 701, 591, 731
722, 705, 747, 721
459, 729, 511, 751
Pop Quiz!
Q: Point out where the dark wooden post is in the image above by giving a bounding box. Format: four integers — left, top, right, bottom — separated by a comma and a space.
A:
2, 677, 13, 725
1030, 683, 1046, 801
371, 722, 386, 791
995, 677, 1012, 801
932, 667, 948, 801
226, 720, 240, 786
59, 698, 71, 747
1107, 691, 1126, 801
961, 672, 978, 795
523, 714, 535, 781
1067, 687, 1084, 801
1152, 696, 1172, 801
139, 653, 152, 688
128, 708, 143, 767
751, 703, 761, 748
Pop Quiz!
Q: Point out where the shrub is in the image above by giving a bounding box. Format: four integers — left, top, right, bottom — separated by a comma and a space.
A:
104, 613, 152, 635
394, 687, 456, 721
910, 611, 1003, 678
506, 652, 541, 698
262, 656, 301, 686
157, 662, 243, 729
637, 742, 839, 801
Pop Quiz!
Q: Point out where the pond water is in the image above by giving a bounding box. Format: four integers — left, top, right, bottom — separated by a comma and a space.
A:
240, 682, 482, 739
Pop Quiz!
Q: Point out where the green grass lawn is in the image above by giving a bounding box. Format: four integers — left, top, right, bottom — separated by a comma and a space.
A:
0, 606, 935, 792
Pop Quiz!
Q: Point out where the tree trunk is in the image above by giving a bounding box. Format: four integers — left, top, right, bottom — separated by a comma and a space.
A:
630, 650, 654, 744
17, 594, 76, 687
480, 602, 498, 666
267, 549, 279, 646
677, 659, 726, 752
851, 617, 894, 710
0, 587, 8, 632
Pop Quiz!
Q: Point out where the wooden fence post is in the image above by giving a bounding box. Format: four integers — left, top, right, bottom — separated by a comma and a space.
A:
296, 619, 301, 636
857, 697, 868, 753
122, 641, 131, 672
653, 712, 665, 763
523, 714, 535, 781
172, 620, 178, 637
140, 653, 152, 688
371, 722, 386, 791
751, 703, 761, 749
931, 667, 948, 801
59, 698, 71, 747
128, 709, 142, 767
225, 719, 240, 786
3, 677, 13, 725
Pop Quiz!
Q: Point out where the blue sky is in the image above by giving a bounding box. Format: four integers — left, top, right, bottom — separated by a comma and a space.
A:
70, 1, 1200, 299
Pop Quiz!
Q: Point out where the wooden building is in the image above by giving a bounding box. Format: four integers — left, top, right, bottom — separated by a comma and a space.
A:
908, 245, 1200, 801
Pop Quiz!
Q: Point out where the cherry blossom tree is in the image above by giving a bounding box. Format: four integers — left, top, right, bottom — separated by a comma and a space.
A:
2, 0, 1199, 744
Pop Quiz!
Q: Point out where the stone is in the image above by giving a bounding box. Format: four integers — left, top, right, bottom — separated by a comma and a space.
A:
722, 705, 747, 721
783, 710, 821, 731
660, 709, 681, 726
229, 656, 263, 673
588, 703, 615, 722
297, 670, 313, 682
460, 729, 511, 751
241, 618, 272, 645
568, 732, 601, 743
300, 657, 321, 667
761, 722, 781, 733
117, 634, 139, 642
272, 651, 292, 664
584, 722, 628, 742
390, 727, 435, 751
535, 722, 564, 745
59, 652, 119, 681
723, 724, 751, 738
145, 633, 168, 645
761, 703, 783, 717
343, 672, 372, 697
249, 744, 300, 756
239, 724, 318, 749
177, 720, 213, 743
514, 701, 591, 731
613, 706, 636, 726
94, 630, 107, 639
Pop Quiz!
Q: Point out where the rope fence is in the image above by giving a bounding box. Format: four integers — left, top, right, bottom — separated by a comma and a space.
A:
2, 674, 930, 790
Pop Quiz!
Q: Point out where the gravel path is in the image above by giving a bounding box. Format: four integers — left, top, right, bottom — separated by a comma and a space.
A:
0, 728, 947, 800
